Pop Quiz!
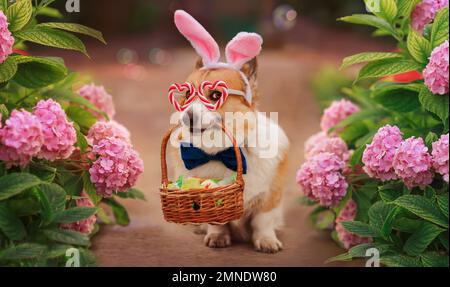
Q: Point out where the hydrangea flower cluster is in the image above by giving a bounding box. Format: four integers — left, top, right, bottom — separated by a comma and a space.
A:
362, 125, 403, 181
34, 99, 77, 161
423, 41, 449, 95
0, 109, 43, 168
304, 131, 328, 157
393, 137, 434, 189
89, 138, 144, 197
305, 134, 351, 162
87, 120, 131, 146
320, 99, 360, 134
0, 11, 14, 64
335, 199, 372, 249
78, 84, 116, 119
411, 0, 449, 32
432, 134, 449, 182
296, 152, 348, 207
61, 192, 97, 234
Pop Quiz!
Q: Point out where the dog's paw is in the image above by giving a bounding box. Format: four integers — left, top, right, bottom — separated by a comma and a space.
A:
253, 236, 283, 253
204, 233, 231, 248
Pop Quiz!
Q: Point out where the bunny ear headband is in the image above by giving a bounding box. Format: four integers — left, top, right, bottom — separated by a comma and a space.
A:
174, 10, 263, 105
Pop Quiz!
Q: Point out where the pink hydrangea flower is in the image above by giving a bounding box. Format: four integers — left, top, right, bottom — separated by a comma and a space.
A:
335, 199, 372, 250
432, 134, 449, 182
78, 84, 116, 119
0, 11, 14, 64
61, 191, 97, 234
363, 125, 403, 181
89, 138, 144, 197
304, 131, 328, 157
0, 109, 43, 168
423, 41, 449, 95
87, 120, 131, 146
320, 99, 360, 134
305, 133, 351, 162
411, 0, 449, 32
393, 137, 434, 189
33, 99, 77, 161
296, 152, 348, 207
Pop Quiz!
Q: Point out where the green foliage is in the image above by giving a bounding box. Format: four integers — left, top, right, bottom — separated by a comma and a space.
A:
0, 1, 144, 267
315, 0, 450, 266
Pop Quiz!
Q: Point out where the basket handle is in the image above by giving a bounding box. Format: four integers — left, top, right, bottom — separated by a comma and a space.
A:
161, 124, 244, 187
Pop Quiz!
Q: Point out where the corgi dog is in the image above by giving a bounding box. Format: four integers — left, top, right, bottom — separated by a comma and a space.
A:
166, 10, 289, 253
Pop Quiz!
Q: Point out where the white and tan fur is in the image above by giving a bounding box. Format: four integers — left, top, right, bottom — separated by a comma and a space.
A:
167, 60, 290, 253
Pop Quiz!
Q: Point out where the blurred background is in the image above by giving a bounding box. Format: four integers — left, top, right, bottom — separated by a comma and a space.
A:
31, 0, 395, 266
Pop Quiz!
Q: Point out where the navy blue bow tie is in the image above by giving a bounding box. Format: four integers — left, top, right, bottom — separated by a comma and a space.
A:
180, 143, 247, 174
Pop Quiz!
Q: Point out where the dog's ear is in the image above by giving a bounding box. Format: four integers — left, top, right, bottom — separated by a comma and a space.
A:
241, 57, 258, 80
174, 10, 220, 66
225, 32, 263, 70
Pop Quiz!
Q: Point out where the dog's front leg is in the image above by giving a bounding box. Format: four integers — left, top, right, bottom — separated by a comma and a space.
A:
251, 208, 283, 253
204, 224, 231, 248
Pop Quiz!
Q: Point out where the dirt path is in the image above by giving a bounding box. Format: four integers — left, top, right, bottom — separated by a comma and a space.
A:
72, 48, 362, 266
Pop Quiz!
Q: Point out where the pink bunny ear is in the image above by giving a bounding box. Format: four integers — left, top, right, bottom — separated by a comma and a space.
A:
225, 32, 263, 69
174, 10, 220, 66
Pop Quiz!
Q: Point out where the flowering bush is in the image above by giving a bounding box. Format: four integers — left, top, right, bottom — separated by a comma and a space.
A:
0, 1, 144, 267
299, 0, 449, 267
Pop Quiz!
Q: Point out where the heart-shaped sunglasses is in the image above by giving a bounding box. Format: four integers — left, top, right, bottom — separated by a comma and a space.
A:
168, 81, 246, 111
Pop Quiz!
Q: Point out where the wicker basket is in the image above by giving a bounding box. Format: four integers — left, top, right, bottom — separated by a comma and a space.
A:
159, 124, 245, 225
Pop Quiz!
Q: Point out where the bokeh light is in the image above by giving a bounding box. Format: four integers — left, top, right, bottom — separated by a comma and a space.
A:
149, 48, 172, 66
272, 4, 298, 31
116, 48, 138, 64
123, 64, 145, 81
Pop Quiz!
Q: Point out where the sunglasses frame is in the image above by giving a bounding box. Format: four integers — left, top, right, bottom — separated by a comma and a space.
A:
168, 80, 229, 112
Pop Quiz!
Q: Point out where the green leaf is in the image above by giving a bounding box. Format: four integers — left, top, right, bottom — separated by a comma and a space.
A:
82, 171, 101, 205
0, 202, 26, 240
380, 206, 400, 238
15, 27, 88, 56
0, 173, 42, 201
36, 7, 63, 19
379, 188, 403, 202
403, 222, 445, 256
35, 183, 66, 223
421, 251, 449, 267
43, 229, 90, 247
60, 173, 83, 196
437, 194, 449, 218
65, 106, 97, 131
75, 126, 88, 152
115, 188, 146, 201
341, 52, 402, 69
104, 198, 130, 226
38, 22, 106, 44
8, 197, 40, 216
11, 55, 68, 88
6, 0, 32, 32
425, 132, 438, 149
407, 29, 432, 64
393, 217, 423, 233
357, 59, 422, 82
0, 243, 47, 261
431, 8, 449, 48
393, 195, 449, 228
0, 57, 18, 83
419, 87, 449, 123
96, 206, 113, 225
372, 84, 421, 112
381, 254, 423, 267
368, 201, 395, 232
376, 0, 398, 22
46, 244, 72, 259
341, 221, 380, 237
339, 14, 394, 34
30, 163, 57, 182
397, 0, 421, 18
54, 207, 97, 224
314, 210, 335, 230
0, 0, 8, 11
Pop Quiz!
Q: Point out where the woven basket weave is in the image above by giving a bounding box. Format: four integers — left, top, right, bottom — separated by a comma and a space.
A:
159, 125, 245, 225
